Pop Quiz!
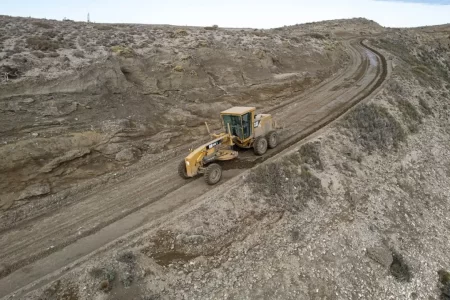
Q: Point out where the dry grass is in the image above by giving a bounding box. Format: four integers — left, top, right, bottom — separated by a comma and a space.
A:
111, 45, 134, 57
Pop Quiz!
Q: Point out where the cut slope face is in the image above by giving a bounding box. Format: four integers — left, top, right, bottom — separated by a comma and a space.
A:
0, 15, 353, 210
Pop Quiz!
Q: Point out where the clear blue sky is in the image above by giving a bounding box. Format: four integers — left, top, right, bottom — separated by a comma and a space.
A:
1, 0, 450, 28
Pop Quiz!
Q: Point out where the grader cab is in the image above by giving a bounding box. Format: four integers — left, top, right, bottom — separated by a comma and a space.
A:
178, 107, 278, 185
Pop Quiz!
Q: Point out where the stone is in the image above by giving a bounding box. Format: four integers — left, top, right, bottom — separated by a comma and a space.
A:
115, 148, 140, 162
20, 98, 35, 104
18, 183, 51, 200
366, 247, 393, 268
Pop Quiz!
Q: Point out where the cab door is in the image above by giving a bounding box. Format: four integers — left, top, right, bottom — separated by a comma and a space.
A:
242, 112, 252, 139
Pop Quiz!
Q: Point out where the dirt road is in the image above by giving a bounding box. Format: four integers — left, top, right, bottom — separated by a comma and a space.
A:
0, 39, 386, 299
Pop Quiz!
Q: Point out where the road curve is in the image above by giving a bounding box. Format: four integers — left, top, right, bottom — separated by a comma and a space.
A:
0, 39, 388, 299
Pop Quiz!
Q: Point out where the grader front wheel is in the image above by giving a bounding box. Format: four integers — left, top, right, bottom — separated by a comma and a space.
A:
204, 163, 222, 185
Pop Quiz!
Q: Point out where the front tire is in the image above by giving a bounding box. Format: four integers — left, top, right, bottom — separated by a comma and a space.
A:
178, 160, 189, 179
204, 163, 222, 185
253, 136, 268, 155
267, 131, 278, 149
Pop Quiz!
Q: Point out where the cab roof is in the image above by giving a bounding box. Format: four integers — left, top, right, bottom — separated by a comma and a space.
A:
220, 106, 256, 115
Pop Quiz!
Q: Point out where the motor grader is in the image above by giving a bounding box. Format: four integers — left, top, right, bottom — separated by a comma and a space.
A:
178, 106, 278, 185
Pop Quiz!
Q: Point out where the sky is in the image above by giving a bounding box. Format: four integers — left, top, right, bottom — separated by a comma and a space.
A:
1, 0, 450, 28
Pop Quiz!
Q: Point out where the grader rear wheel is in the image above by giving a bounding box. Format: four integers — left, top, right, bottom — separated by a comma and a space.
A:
253, 136, 268, 156
178, 160, 189, 179
204, 163, 222, 185
267, 131, 278, 149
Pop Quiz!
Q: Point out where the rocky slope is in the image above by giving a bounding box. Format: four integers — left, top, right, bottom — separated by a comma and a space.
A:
0, 15, 359, 211
17, 22, 450, 300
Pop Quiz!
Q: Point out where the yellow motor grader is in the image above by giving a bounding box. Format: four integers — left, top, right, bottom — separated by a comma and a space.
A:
178, 107, 278, 185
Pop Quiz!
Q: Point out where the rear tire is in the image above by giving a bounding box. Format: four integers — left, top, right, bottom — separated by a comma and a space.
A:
204, 163, 222, 185
253, 136, 268, 155
267, 131, 278, 149
178, 160, 189, 179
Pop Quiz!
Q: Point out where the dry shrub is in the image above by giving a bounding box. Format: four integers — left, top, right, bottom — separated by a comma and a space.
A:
204, 25, 219, 30
389, 251, 412, 282
307, 33, 327, 40
95, 24, 114, 31
298, 141, 323, 170
173, 65, 184, 72
26, 36, 60, 51
32, 51, 45, 58
343, 103, 406, 153
396, 97, 422, 132
418, 97, 432, 115
72, 50, 85, 58
111, 45, 134, 57
32, 21, 53, 29
246, 154, 324, 212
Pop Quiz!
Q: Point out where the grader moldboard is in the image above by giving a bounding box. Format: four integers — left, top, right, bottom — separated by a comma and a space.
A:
178, 107, 278, 185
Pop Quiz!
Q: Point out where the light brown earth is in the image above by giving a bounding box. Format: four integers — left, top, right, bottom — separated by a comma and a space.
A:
1, 16, 450, 300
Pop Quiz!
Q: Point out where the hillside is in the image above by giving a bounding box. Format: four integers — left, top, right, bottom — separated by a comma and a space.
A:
0, 15, 358, 213
1, 15, 450, 300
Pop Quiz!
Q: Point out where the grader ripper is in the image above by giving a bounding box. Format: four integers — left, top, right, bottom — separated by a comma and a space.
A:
178, 107, 278, 185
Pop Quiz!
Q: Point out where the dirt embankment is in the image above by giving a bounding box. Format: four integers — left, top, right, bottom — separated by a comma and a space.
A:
20, 25, 450, 300
0, 15, 355, 212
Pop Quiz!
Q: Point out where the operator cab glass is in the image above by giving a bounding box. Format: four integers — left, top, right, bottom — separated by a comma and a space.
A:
222, 114, 243, 139
242, 112, 252, 139
222, 113, 252, 141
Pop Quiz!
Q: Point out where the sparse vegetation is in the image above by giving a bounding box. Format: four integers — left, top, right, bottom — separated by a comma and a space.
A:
396, 97, 422, 132
173, 65, 184, 72
32, 51, 45, 58
72, 50, 85, 58
95, 24, 114, 31
89, 267, 116, 292
343, 103, 406, 152
418, 97, 433, 115
32, 21, 53, 29
26, 36, 61, 51
111, 45, 134, 57
246, 153, 324, 212
298, 142, 323, 170
204, 25, 219, 30
307, 33, 327, 40
389, 251, 412, 282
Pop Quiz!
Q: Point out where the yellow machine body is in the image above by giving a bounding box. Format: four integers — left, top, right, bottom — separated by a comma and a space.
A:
180, 106, 277, 182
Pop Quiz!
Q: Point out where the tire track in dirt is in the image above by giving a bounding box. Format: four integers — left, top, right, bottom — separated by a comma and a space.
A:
0, 39, 388, 299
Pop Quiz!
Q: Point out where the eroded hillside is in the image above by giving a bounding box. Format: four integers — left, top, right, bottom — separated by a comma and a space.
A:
18, 23, 450, 300
0, 15, 361, 211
